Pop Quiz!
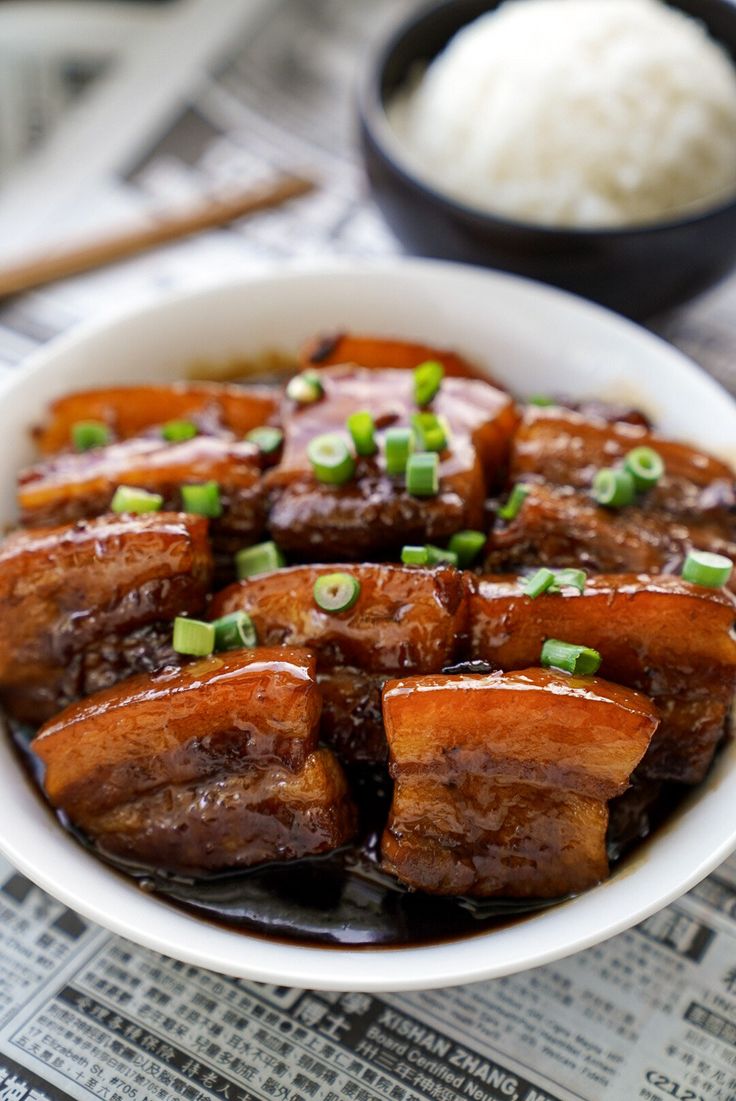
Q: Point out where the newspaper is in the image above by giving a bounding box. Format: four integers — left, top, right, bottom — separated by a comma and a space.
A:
1, 2, 736, 1100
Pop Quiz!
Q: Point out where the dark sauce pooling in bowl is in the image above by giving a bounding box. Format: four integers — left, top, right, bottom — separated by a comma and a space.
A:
10, 720, 688, 949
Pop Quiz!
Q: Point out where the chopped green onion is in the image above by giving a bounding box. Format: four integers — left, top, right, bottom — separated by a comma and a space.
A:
550, 568, 587, 593
681, 549, 733, 589
72, 420, 110, 451
624, 446, 665, 490
245, 426, 283, 454
286, 371, 323, 404
413, 360, 444, 406
384, 427, 414, 475
411, 411, 447, 452
528, 394, 554, 407
172, 616, 215, 657
426, 544, 459, 567
213, 611, 257, 651
498, 483, 530, 521
522, 567, 556, 598
307, 433, 355, 485
448, 529, 486, 567
592, 467, 636, 508
235, 540, 286, 579
406, 452, 439, 497
541, 638, 601, 676
162, 419, 197, 442
346, 410, 377, 456
110, 485, 163, 513
313, 572, 361, 613
401, 545, 430, 565
181, 481, 222, 518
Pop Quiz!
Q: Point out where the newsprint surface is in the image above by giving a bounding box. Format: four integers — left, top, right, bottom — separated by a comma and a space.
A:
1, 4, 736, 1101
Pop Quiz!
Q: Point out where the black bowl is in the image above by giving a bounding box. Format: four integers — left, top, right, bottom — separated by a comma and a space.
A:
359, 0, 736, 320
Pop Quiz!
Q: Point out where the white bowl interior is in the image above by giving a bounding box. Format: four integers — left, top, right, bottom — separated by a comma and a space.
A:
0, 258, 734, 991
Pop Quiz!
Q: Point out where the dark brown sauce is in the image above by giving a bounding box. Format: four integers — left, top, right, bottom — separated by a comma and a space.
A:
10, 717, 690, 950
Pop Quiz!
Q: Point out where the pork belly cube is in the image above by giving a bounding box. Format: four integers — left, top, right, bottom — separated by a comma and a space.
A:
36, 382, 280, 454
512, 407, 736, 521
18, 435, 266, 565
300, 332, 495, 383
470, 574, 736, 783
266, 365, 517, 558
485, 482, 736, 580
210, 563, 469, 762
0, 513, 212, 722
32, 649, 354, 874
381, 668, 658, 897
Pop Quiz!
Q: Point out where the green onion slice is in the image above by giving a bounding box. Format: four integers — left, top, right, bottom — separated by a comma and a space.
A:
110, 485, 163, 513
681, 549, 733, 589
448, 529, 486, 567
286, 371, 324, 404
181, 481, 222, 518
528, 394, 554, 407
624, 446, 664, 490
411, 411, 447, 452
413, 360, 444, 406
406, 451, 439, 497
172, 616, 215, 657
384, 427, 414, 476
245, 426, 283, 454
235, 540, 286, 579
313, 572, 361, 613
162, 419, 197, 442
592, 467, 635, 508
498, 483, 530, 521
550, 568, 587, 593
426, 544, 459, 567
401, 545, 430, 565
213, 610, 257, 651
346, 410, 377, 457
541, 638, 602, 676
72, 420, 111, 451
522, 567, 556, 599
307, 433, 355, 485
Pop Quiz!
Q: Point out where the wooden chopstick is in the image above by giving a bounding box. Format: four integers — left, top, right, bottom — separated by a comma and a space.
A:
0, 175, 315, 299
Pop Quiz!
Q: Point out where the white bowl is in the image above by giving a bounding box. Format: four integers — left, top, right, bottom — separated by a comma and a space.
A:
0, 258, 734, 992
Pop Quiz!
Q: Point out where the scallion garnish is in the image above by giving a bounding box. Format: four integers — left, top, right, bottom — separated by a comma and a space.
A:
522, 567, 556, 598
286, 371, 324, 405
235, 540, 286, 579
528, 394, 554, 407
624, 446, 664, 490
181, 481, 222, 518
384, 427, 414, 476
413, 360, 444, 406
307, 433, 355, 485
406, 451, 439, 497
245, 426, 283, 454
551, 568, 587, 593
448, 530, 486, 567
521, 567, 588, 598
162, 419, 197, 442
346, 410, 377, 456
426, 544, 459, 567
541, 638, 601, 676
110, 485, 163, 513
681, 549, 733, 589
313, 572, 361, 613
592, 467, 635, 508
411, 411, 447, 452
213, 610, 257, 651
401, 545, 430, 565
172, 616, 215, 657
72, 420, 110, 451
498, 483, 530, 521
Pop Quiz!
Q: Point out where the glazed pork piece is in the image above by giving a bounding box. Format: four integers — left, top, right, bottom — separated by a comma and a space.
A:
300, 332, 489, 381
485, 482, 736, 581
266, 365, 517, 558
210, 563, 468, 762
381, 669, 658, 897
18, 435, 266, 566
470, 574, 736, 783
0, 512, 212, 722
32, 648, 355, 875
512, 406, 736, 520
35, 382, 280, 454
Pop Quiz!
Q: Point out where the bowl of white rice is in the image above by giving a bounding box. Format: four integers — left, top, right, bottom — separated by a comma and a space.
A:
359, 0, 736, 318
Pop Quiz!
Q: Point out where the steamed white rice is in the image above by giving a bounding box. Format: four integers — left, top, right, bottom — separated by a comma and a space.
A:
388, 0, 736, 228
